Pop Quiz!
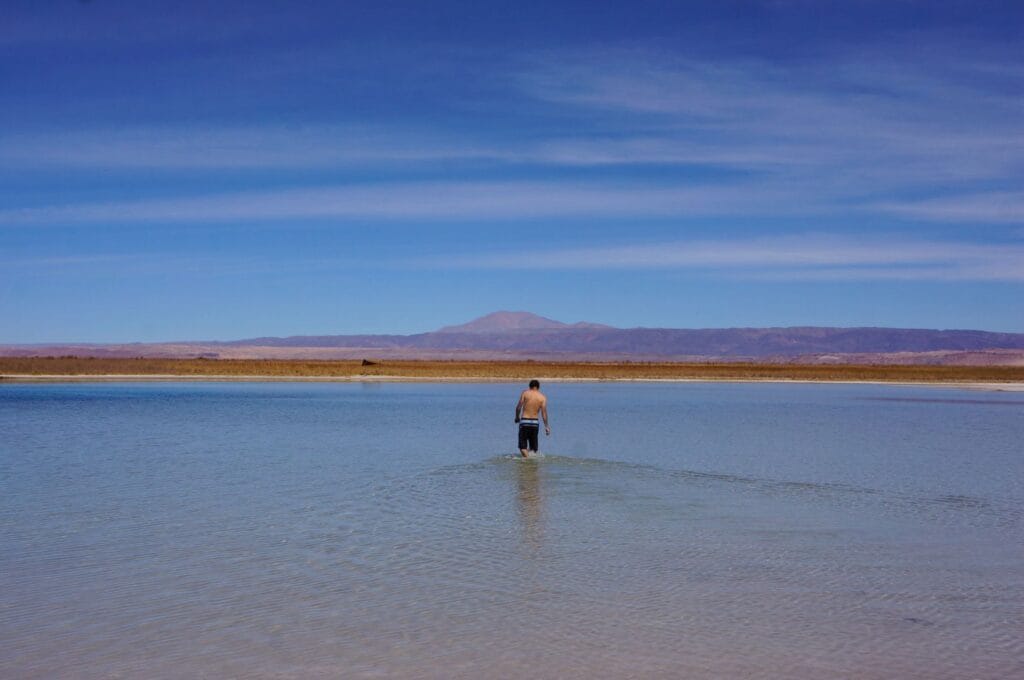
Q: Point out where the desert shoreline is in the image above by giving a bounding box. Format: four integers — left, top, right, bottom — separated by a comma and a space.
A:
2, 374, 1022, 392
2, 357, 1022, 389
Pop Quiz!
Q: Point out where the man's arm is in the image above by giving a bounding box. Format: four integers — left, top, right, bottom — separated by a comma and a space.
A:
514, 392, 524, 422
541, 401, 550, 435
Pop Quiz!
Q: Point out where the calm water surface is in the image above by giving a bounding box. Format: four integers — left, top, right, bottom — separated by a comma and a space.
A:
2, 382, 1022, 679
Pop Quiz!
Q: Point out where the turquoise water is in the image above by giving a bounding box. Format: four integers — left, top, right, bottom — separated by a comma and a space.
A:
2, 382, 1022, 678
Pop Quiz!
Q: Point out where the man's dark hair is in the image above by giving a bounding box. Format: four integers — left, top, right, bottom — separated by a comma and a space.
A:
529, 379, 540, 389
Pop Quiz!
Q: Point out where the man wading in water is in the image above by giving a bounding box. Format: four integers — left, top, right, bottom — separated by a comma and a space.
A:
514, 380, 550, 457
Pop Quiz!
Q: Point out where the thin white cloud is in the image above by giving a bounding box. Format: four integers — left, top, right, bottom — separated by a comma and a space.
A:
6, 234, 1023, 282
0, 180, 814, 225
2, 44, 1021, 228
0, 124, 825, 172
873, 192, 1024, 224
516, 47, 1024, 198
2, 176, 1019, 228
1, 253, 138, 267
433, 234, 1024, 281
0, 251, 302, 278
0, 125, 505, 170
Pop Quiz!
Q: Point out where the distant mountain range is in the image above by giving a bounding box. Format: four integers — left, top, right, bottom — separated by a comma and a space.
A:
437, 311, 613, 334
4, 311, 1024, 365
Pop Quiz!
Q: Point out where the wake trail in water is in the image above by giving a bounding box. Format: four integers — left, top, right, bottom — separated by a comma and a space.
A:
415, 452, 1024, 533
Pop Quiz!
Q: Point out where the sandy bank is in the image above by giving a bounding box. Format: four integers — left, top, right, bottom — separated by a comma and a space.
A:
2, 373, 1021, 391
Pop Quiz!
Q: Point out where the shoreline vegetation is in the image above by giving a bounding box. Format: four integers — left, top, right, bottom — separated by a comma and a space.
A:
1, 357, 1022, 385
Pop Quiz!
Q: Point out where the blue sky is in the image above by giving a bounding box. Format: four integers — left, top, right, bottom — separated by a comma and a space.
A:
2, 0, 1022, 342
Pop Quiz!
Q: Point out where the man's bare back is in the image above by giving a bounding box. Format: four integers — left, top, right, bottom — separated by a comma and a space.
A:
518, 389, 546, 419
515, 380, 550, 457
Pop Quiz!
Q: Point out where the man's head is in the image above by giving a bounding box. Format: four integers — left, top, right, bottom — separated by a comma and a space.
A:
529, 379, 540, 390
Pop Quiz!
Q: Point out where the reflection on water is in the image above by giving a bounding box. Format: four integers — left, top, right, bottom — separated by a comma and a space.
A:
1, 382, 1022, 679
514, 459, 545, 554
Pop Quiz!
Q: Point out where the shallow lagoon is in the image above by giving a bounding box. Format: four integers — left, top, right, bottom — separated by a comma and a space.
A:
2, 382, 1022, 678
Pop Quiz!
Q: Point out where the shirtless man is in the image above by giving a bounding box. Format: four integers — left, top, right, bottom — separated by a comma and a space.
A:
514, 379, 550, 457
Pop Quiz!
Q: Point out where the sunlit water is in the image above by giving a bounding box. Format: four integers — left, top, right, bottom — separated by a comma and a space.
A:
2, 382, 1022, 679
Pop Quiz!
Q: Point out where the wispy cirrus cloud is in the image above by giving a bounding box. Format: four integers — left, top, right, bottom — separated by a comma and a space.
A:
0, 125, 505, 170
5, 46, 1020, 229
0, 251, 342, 278
519, 47, 1024, 167
3, 176, 1020, 228
514, 47, 1024, 220
6, 234, 1022, 282
0, 180, 815, 225
3, 41, 1021, 230
0, 124, 817, 171
432, 233, 1024, 281
872, 192, 1024, 224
